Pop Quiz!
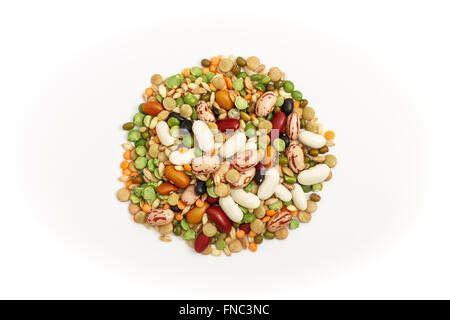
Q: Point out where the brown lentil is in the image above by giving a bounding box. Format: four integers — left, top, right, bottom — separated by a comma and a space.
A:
310, 193, 321, 202
117, 188, 131, 202
275, 228, 288, 240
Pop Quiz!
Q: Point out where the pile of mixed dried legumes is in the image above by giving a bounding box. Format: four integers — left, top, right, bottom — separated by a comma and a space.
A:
117, 55, 337, 256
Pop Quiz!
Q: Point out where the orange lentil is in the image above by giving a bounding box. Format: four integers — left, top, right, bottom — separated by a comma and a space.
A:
236, 230, 245, 239
182, 68, 191, 77
293, 100, 300, 108
250, 114, 257, 119
244, 94, 252, 101
175, 213, 183, 221
122, 168, 131, 176
183, 164, 192, 172
129, 171, 139, 177
290, 211, 298, 217
224, 77, 233, 89
152, 128, 157, 135
120, 161, 129, 170
195, 199, 204, 208
145, 87, 154, 96
177, 200, 186, 210
209, 65, 217, 72
209, 83, 217, 91
179, 147, 188, 153
125, 180, 133, 189
249, 231, 257, 238
249, 242, 258, 252
262, 216, 270, 223
202, 67, 209, 74
257, 90, 263, 96
210, 57, 221, 66
266, 210, 276, 217
324, 131, 335, 140
142, 204, 151, 213
154, 136, 160, 144
123, 150, 131, 160
163, 203, 171, 209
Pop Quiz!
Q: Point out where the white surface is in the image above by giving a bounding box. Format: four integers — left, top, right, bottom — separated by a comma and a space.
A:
0, 0, 449, 299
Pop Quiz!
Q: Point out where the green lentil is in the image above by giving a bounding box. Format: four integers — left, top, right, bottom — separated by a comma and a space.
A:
153, 168, 161, 179
201, 59, 210, 67
264, 231, 275, 240
274, 80, 284, 89
184, 94, 198, 107
278, 156, 288, 166
283, 200, 293, 206
236, 72, 247, 79
201, 92, 211, 102
174, 225, 182, 236
267, 112, 274, 121
243, 212, 256, 223
176, 97, 184, 106
236, 57, 246, 67
122, 122, 134, 130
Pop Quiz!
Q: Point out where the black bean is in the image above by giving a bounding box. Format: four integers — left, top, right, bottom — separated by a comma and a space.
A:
168, 112, 186, 123
279, 132, 290, 149
212, 107, 219, 119
253, 169, 264, 185
194, 180, 207, 195
281, 98, 294, 116
171, 205, 181, 213
179, 119, 193, 133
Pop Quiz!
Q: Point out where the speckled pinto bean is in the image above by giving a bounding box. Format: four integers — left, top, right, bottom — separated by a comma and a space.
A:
196, 101, 216, 123
255, 92, 277, 117
214, 161, 233, 183
286, 113, 301, 140
266, 211, 292, 232
207, 206, 232, 233
217, 118, 240, 132
233, 149, 260, 171
192, 155, 220, 174
285, 144, 305, 174
164, 165, 190, 188
230, 167, 255, 188
194, 232, 211, 253
230, 188, 261, 209
147, 208, 175, 226
181, 185, 200, 206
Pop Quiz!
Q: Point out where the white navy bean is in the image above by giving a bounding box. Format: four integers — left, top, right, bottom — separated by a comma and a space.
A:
291, 183, 307, 211
299, 131, 326, 149
297, 164, 330, 185
219, 196, 244, 223
230, 188, 261, 209
192, 120, 214, 152
156, 121, 175, 146
274, 184, 292, 202
169, 148, 195, 165
219, 131, 246, 159
257, 167, 279, 200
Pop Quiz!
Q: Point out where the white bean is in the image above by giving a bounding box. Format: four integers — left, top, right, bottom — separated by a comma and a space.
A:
245, 140, 257, 151
299, 131, 327, 149
230, 188, 261, 209
257, 167, 279, 200
219, 196, 244, 223
274, 184, 292, 202
156, 121, 175, 146
169, 148, 195, 165
291, 183, 307, 211
297, 164, 330, 185
192, 120, 214, 152
219, 132, 246, 158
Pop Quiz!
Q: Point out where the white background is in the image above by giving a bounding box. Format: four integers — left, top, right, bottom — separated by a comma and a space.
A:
1, 0, 449, 299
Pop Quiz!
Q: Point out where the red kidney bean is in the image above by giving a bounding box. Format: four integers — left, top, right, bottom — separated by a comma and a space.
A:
194, 232, 211, 253
205, 196, 218, 204
207, 206, 232, 233
239, 223, 251, 234
217, 119, 240, 132
271, 111, 286, 133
